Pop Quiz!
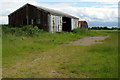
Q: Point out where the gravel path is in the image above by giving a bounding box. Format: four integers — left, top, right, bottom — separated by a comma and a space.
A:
65, 36, 110, 46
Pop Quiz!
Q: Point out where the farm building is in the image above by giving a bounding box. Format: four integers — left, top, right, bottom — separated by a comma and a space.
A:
8, 3, 79, 33
78, 21, 88, 30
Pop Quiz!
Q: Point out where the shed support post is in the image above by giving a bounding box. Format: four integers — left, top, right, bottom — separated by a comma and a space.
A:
26, 4, 29, 25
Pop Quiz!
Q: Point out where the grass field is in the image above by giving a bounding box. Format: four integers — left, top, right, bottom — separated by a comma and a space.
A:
2, 26, 119, 78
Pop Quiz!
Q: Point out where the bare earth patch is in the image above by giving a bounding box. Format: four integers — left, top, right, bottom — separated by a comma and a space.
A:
29, 51, 44, 54
64, 36, 110, 46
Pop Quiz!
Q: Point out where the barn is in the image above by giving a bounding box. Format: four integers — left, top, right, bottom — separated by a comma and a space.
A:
78, 21, 88, 30
8, 3, 79, 33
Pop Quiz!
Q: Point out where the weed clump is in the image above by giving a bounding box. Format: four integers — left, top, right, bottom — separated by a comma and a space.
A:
70, 69, 77, 73
72, 28, 86, 34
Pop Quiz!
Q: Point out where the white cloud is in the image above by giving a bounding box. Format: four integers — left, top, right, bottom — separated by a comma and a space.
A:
0, 0, 38, 15
101, 5, 118, 8
0, 16, 8, 24
38, 3, 118, 22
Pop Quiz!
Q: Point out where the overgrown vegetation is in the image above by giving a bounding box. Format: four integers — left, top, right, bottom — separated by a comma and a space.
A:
2, 25, 44, 37
2, 25, 118, 78
72, 28, 87, 33
2, 25, 108, 37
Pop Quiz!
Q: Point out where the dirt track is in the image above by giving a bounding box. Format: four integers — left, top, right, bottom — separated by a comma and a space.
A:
65, 36, 110, 46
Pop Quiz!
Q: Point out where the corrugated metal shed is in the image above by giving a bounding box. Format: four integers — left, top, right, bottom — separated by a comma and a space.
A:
8, 3, 79, 33
78, 21, 88, 29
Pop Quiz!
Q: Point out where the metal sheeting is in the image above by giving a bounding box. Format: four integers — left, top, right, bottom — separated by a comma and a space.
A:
71, 19, 79, 30
48, 14, 62, 33
48, 14, 79, 33
48, 14, 52, 32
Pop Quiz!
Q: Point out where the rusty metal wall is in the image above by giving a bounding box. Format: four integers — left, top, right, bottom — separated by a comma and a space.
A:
71, 18, 79, 30
78, 22, 82, 28
48, 15, 62, 33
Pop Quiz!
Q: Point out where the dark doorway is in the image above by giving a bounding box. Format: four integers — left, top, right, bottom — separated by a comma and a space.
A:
62, 17, 71, 31
23, 19, 27, 25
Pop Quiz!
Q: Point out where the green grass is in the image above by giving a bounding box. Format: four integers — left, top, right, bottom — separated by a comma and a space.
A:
2, 27, 118, 78
2, 28, 108, 59
57, 33, 118, 78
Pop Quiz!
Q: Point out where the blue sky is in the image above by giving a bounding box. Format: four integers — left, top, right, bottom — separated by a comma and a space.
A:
33, 1, 117, 8
0, 0, 119, 27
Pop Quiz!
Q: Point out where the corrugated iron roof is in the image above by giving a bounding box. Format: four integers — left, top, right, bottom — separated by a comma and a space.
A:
9, 3, 79, 19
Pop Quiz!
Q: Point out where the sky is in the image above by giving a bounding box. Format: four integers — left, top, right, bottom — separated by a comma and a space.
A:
0, 0, 119, 27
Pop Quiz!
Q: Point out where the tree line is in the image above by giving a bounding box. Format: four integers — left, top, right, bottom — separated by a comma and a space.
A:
89, 27, 120, 30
